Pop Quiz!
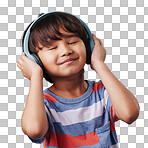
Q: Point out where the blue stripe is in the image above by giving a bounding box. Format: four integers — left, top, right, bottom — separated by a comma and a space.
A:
50, 110, 109, 136
73, 142, 102, 148
111, 130, 118, 145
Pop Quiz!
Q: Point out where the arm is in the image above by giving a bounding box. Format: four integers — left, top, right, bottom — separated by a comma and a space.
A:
91, 35, 140, 124
17, 53, 48, 140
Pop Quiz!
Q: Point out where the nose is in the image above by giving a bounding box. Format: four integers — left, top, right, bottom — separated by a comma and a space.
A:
60, 43, 73, 57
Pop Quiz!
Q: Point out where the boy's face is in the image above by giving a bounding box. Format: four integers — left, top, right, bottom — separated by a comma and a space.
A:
36, 27, 86, 79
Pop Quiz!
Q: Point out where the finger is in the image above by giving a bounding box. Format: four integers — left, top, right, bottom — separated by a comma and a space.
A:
99, 39, 103, 46
21, 52, 28, 61
22, 52, 25, 56
93, 34, 104, 47
21, 52, 25, 58
17, 63, 21, 70
17, 58, 23, 66
98, 39, 103, 46
92, 34, 101, 46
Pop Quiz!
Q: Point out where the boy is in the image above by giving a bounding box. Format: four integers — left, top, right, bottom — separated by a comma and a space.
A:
17, 12, 140, 148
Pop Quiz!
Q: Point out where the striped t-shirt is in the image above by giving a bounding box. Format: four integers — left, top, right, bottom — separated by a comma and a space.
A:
30, 80, 119, 148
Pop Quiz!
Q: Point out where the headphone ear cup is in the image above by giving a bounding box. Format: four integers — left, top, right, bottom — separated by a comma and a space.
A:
85, 41, 91, 64
77, 23, 94, 65
24, 48, 44, 69
31, 53, 44, 69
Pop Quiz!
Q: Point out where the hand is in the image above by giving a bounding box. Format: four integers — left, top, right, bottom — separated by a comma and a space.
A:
91, 34, 106, 71
17, 52, 43, 80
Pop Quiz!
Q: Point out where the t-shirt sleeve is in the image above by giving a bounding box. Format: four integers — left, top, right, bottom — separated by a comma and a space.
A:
28, 136, 45, 144
103, 83, 120, 122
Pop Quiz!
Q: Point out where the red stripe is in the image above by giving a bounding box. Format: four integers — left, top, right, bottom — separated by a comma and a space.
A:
43, 131, 58, 147
44, 131, 100, 147
92, 82, 104, 93
110, 104, 119, 132
110, 104, 119, 122
44, 93, 57, 102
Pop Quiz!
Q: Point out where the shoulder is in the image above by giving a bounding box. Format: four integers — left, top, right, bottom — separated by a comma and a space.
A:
43, 88, 57, 103
87, 80, 105, 93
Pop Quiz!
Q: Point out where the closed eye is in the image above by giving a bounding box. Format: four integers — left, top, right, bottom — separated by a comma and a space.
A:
48, 41, 78, 50
49, 46, 57, 50
69, 41, 78, 44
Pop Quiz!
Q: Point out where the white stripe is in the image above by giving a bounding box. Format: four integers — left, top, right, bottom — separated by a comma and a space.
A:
104, 89, 109, 105
46, 98, 108, 126
111, 143, 119, 148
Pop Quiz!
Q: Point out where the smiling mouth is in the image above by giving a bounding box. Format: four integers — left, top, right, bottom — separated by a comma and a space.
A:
61, 58, 78, 65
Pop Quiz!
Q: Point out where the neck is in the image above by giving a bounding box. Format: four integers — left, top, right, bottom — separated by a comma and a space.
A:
49, 69, 88, 99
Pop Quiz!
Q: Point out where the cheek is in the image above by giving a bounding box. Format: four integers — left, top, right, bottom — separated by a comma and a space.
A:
38, 52, 56, 69
78, 46, 87, 62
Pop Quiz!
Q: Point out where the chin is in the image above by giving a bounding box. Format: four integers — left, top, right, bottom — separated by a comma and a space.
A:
66, 67, 84, 76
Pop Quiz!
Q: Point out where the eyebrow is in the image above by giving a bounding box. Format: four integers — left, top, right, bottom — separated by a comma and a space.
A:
62, 34, 79, 38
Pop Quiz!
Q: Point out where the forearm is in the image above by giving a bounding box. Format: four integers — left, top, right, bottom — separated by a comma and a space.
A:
95, 62, 139, 123
21, 74, 48, 140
